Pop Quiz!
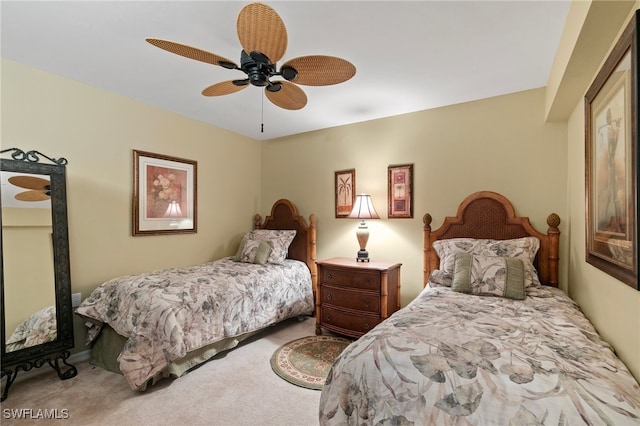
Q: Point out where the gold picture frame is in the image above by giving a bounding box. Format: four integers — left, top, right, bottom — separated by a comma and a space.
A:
133, 150, 197, 236
585, 11, 638, 289
388, 164, 413, 218
335, 169, 356, 218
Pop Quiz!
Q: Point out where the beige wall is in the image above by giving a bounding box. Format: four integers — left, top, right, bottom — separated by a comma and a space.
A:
261, 87, 568, 307
2, 0, 639, 384
2, 59, 262, 348
562, 3, 640, 380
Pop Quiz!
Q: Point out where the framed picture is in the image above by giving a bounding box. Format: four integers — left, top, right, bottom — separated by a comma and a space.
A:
585, 11, 638, 289
335, 169, 356, 218
388, 164, 413, 218
133, 150, 197, 236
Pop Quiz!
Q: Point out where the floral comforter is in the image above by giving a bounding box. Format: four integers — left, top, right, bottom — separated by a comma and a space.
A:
6, 305, 57, 352
320, 285, 640, 425
76, 257, 313, 390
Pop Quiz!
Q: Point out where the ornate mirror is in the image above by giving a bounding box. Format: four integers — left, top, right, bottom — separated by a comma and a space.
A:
1, 148, 76, 401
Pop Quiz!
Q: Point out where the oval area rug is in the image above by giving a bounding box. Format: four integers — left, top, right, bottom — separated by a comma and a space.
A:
270, 335, 352, 390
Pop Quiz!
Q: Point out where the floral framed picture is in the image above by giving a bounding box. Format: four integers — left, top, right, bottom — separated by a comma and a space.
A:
335, 169, 356, 218
585, 11, 638, 289
388, 164, 413, 218
133, 150, 197, 236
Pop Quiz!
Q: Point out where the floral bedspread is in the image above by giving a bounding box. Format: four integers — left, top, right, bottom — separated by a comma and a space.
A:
6, 305, 57, 352
76, 257, 313, 390
320, 285, 640, 425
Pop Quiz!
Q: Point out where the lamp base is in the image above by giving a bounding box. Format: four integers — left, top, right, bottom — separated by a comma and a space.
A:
356, 249, 370, 262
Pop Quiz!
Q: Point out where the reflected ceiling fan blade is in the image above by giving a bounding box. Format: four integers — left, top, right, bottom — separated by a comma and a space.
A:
237, 3, 287, 63
281, 56, 356, 86
146, 39, 238, 69
8, 175, 50, 191
265, 81, 307, 110
202, 80, 249, 96
15, 190, 50, 202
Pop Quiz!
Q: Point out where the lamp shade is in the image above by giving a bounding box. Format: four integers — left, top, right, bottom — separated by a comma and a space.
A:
348, 194, 380, 220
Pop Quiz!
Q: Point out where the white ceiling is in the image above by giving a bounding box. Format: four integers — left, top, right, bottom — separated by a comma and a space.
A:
1, 171, 51, 209
1, 1, 571, 141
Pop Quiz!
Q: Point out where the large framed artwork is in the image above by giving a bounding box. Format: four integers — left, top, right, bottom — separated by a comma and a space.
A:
133, 150, 197, 236
585, 11, 638, 289
335, 169, 356, 218
388, 164, 413, 218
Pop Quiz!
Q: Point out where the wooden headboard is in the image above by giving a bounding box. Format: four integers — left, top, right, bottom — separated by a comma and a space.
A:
423, 191, 560, 287
254, 199, 318, 291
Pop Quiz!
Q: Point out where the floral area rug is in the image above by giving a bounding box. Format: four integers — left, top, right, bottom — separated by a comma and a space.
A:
270, 335, 352, 390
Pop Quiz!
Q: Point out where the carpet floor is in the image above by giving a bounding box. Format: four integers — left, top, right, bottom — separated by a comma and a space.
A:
1, 317, 324, 426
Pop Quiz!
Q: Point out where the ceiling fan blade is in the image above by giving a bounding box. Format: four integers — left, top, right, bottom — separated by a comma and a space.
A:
281, 56, 356, 86
8, 175, 50, 191
265, 81, 307, 110
146, 38, 238, 68
237, 3, 287, 63
15, 190, 50, 202
202, 80, 249, 97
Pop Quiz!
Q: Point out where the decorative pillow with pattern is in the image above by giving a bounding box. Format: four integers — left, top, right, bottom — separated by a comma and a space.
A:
427, 269, 453, 287
452, 253, 525, 300
232, 238, 272, 265
244, 229, 296, 264
433, 236, 540, 286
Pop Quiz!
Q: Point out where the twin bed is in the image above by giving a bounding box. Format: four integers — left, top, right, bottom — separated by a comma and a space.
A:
76, 192, 639, 425
76, 199, 317, 391
319, 191, 640, 425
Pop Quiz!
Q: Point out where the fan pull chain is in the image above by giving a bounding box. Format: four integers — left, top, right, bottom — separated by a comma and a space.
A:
261, 90, 264, 133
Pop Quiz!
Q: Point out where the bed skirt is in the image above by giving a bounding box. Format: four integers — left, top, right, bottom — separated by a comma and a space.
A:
89, 325, 262, 390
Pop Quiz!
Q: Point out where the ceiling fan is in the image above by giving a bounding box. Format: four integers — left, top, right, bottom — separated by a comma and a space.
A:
146, 2, 356, 111
8, 175, 51, 202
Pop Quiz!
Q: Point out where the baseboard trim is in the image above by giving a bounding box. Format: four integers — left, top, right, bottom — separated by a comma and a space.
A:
10, 349, 91, 383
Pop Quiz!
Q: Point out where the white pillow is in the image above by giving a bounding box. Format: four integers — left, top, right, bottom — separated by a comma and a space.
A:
433, 236, 540, 287
232, 238, 272, 265
243, 229, 296, 264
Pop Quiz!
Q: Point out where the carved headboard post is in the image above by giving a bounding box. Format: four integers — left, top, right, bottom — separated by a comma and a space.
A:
547, 213, 561, 287
423, 213, 434, 286
308, 214, 318, 294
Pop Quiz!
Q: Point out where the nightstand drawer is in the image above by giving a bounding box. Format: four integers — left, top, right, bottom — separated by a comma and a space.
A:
321, 267, 378, 291
321, 306, 380, 335
321, 285, 380, 313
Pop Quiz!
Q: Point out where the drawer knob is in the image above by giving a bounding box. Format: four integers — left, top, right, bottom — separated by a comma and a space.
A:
364, 323, 370, 330
363, 300, 370, 308
327, 314, 332, 321
327, 273, 333, 280
326, 294, 333, 301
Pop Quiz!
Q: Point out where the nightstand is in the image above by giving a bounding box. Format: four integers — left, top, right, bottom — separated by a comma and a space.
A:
315, 257, 402, 338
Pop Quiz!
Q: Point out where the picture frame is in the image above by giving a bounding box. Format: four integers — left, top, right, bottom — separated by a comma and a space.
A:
585, 11, 638, 289
388, 163, 413, 218
133, 150, 197, 236
335, 169, 356, 218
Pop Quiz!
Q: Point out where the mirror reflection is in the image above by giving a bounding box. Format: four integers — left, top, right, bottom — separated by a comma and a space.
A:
1, 171, 57, 352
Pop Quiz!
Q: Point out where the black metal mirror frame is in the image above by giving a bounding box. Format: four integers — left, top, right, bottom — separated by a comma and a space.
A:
0, 148, 76, 401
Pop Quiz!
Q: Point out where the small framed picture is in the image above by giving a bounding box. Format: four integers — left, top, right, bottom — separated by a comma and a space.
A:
388, 164, 413, 218
335, 169, 356, 218
133, 150, 197, 235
